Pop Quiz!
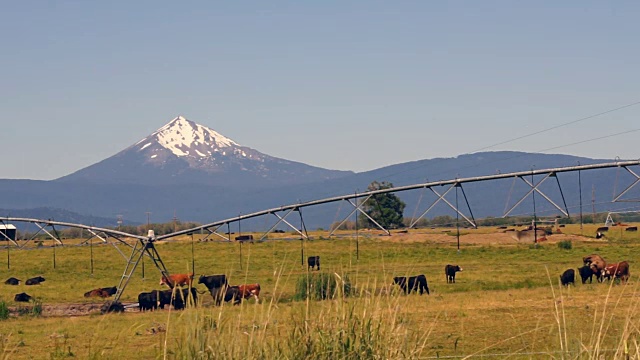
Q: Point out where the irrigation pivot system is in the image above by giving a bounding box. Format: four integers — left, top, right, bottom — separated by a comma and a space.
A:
1, 159, 639, 309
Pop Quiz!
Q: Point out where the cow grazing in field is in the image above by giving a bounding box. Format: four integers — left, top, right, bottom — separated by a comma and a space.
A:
198, 274, 228, 305
14, 292, 32, 302
445, 264, 463, 283
596, 226, 609, 233
560, 269, 575, 286
393, 275, 430, 295
308, 256, 320, 271
578, 265, 595, 284
138, 290, 159, 311
223, 283, 261, 304
4, 277, 20, 285
84, 288, 111, 298
626, 226, 638, 232
158, 287, 198, 310
160, 273, 194, 287
25, 276, 45, 285
602, 261, 630, 283
223, 286, 242, 305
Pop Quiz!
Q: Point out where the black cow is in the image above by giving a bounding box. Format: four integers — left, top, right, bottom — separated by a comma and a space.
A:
578, 265, 594, 284
158, 287, 198, 310
5, 277, 20, 285
445, 264, 463, 283
392, 275, 430, 295
25, 276, 45, 285
14, 292, 32, 302
101, 286, 118, 296
198, 274, 227, 290
198, 274, 228, 305
560, 269, 575, 286
223, 286, 242, 305
308, 256, 320, 271
138, 290, 158, 311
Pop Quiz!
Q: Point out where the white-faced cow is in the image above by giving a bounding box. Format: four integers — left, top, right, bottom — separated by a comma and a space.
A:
445, 264, 463, 283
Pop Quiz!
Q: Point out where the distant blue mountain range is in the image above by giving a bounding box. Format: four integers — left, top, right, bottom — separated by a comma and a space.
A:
1, 117, 637, 229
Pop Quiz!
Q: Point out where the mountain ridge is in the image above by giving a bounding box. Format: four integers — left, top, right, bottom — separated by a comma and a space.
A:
2, 115, 636, 228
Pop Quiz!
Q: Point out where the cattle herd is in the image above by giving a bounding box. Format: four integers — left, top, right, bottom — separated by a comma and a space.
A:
1, 251, 630, 312
137, 273, 262, 312
560, 254, 630, 286
4, 275, 47, 303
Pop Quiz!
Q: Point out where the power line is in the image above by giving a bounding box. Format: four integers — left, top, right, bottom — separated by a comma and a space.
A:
417, 127, 640, 182
535, 128, 640, 154
374, 100, 640, 183
472, 100, 640, 153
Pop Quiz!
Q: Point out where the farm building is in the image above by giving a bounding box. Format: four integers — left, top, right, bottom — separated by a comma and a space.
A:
0, 224, 17, 241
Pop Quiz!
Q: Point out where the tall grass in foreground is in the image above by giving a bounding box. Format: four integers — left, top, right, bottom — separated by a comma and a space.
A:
162, 272, 640, 360
170, 275, 431, 359
294, 272, 353, 301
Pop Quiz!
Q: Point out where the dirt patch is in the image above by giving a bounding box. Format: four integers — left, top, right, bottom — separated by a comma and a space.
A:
9, 302, 139, 317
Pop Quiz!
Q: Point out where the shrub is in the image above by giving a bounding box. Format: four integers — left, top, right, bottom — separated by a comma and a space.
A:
31, 299, 42, 317
294, 273, 352, 301
0, 301, 8, 320
557, 240, 572, 250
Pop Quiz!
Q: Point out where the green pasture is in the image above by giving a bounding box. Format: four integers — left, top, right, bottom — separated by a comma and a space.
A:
0, 224, 639, 359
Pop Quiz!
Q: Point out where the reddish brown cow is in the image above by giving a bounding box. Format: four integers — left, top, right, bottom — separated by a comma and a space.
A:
84, 288, 110, 298
602, 261, 630, 283
160, 273, 194, 287
236, 283, 261, 303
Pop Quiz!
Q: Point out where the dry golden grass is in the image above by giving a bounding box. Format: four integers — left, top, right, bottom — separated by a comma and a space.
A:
0, 223, 639, 359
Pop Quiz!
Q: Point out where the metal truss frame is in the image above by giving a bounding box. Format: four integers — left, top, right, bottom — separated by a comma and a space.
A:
0, 218, 171, 306
408, 183, 477, 228
613, 165, 640, 202
502, 172, 570, 218
161, 160, 640, 243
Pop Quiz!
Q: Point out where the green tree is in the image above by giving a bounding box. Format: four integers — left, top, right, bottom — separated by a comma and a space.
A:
359, 181, 406, 229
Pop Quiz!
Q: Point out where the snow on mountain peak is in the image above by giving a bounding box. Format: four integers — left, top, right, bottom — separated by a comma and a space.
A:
145, 115, 240, 158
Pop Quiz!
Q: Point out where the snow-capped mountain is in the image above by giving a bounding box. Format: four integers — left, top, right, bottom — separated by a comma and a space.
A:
56, 115, 352, 187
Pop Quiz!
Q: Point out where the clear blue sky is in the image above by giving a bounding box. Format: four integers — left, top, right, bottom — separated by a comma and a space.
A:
2, 1, 639, 180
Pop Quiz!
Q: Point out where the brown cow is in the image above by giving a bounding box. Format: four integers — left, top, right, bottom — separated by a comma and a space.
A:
160, 273, 194, 287
584, 254, 607, 282
234, 283, 261, 303
602, 261, 630, 283
583, 254, 605, 266
84, 288, 111, 298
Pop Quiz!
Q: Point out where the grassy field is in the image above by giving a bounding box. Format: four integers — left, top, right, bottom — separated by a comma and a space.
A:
0, 224, 639, 359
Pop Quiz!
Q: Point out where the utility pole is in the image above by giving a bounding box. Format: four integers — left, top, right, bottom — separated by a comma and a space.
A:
592, 185, 596, 224
117, 215, 123, 231
143, 212, 151, 279
172, 210, 178, 233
